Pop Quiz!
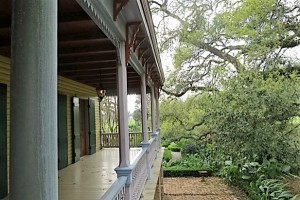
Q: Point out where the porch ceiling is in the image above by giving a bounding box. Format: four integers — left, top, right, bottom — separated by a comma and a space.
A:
0, 0, 155, 95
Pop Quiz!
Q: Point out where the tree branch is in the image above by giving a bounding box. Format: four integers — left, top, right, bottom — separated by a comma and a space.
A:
192, 41, 244, 72
161, 85, 218, 97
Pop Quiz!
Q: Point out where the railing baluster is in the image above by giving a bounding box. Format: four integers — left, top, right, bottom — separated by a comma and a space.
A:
101, 132, 147, 148
100, 176, 127, 200
100, 131, 161, 200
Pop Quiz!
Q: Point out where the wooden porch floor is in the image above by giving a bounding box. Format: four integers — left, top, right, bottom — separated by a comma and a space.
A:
1, 148, 142, 200
58, 148, 141, 200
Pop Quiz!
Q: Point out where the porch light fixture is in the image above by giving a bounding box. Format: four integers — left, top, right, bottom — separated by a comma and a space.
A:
96, 88, 106, 102
97, 70, 106, 102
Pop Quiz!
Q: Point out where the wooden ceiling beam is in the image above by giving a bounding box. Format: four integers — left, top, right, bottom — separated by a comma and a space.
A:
59, 50, 116, 57
58, 60, 116, 67
58, 44, 115, 54
85, 83, 142, 91
58, 30, 106, 41
82, 79, 140, 85
73, 74, 140, 81
58, 53, 116, 64
58, 66, 117, 73
58, 38, 112, 46
58, 11, 91, 22
61, 69, 136, 77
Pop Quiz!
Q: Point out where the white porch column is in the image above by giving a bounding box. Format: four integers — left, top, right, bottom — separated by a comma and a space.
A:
10, 1, 58, 200
141, 73, 148, 143
117, 42, 130, 167
155, 88, 160, 131
140, 73, 151, 180
150, 86, 156, 134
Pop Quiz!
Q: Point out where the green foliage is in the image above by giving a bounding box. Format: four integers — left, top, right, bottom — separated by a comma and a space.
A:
219, 160, 299, 199
181, 140, 201, 155
163, 149, 172, 162
161, 139, 172, 148
251, 177, 299, 200
128, 117, 141, 132
203, 70, 300, 163
164, 169, 211, 177
167, 142, 181, 152
152, 0, 300, 198
164, 154, 212, 171
160, 95, 208, 141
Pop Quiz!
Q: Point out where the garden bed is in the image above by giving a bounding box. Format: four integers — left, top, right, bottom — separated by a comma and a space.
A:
163, 177, 247, 200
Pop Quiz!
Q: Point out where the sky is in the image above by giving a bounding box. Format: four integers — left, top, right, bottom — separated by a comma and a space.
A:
128, 95, 137, 113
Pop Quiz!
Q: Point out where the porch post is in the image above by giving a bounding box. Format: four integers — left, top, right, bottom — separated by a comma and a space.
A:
117, 42, 130, 167
155, 88, 160, 131
115, 42, 131, 200
140, 73, 151, 179
150, 86, 156, 135
141, 73, 148, 143
10, 0, 58, 200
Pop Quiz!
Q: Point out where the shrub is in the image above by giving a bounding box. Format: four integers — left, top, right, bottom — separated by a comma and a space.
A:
219, 160, 298, 199
161, 139, 172, 148
164, 168, 212, 177
181, 141, 200, 155
163, 154, 212, 171
249, 176, 299, 200
167, 142, 181, 152
163, 148, 172, 162
168, 146, 181, 152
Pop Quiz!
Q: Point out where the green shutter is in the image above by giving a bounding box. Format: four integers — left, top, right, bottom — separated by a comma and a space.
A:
88, 99, 96, 155
0, 84, 7, 198
72, 97, 80, 162
58, 94, 68, 170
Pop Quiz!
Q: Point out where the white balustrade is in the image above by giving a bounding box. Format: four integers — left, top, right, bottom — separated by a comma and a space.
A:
130, 149, 148, 199
100, 176, 127, 200
100, 131, 161, 200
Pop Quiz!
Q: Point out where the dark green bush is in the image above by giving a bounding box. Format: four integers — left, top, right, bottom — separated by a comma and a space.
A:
167, 142, 182, 152
181, 141, 200, 155
164, 168, 212, 177
168, 146, 181, 152
161, 139, 172, 148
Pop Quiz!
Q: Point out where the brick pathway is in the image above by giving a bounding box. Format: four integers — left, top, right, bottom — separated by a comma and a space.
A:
163, 177, 246, 200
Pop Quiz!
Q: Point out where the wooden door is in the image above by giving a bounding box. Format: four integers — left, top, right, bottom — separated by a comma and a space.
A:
58, 94, 68, 170
72, 97, 80, 163
0, 83, 7, 198
88, 99, 96, 154
80, 100, 88, 157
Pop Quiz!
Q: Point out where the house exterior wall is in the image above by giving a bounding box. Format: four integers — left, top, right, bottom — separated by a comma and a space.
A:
57, 77, 100, 164
0, 55, 101, 182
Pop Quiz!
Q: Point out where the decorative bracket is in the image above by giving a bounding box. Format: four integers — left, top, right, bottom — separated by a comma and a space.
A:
125, 22, 142, 64
113, 0, 129, 21
145, 64, 151, 83
146, 63, 155, 82
142, 56, 152, 67
138, 48, 149, 60
133, 36, 145, 52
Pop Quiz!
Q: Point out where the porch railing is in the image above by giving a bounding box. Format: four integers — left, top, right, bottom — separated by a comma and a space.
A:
100, 131, 160, 200
99, 176, 127, 200
101, 131, 152, 148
